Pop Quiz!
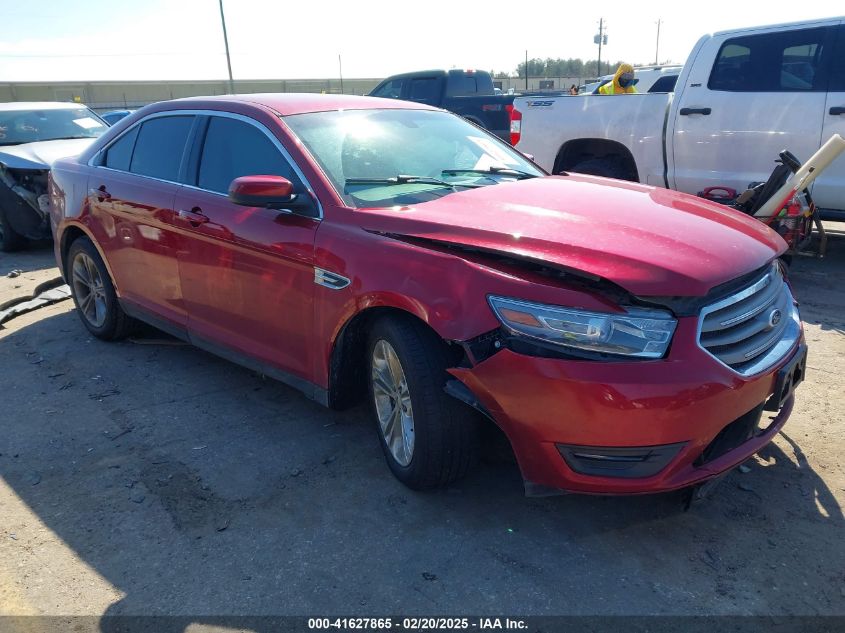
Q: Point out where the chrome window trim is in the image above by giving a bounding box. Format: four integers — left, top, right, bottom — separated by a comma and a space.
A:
88, 109, 323, 220
695, 263, 802, 377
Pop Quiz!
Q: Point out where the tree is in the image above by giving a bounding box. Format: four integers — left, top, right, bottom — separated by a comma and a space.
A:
513, 57, 622, 79
516, 58, 546, 78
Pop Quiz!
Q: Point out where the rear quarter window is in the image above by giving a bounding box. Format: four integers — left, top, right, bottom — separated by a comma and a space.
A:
103, 126, 139, 171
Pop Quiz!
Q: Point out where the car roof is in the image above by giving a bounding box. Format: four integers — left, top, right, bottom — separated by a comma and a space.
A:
0, 101, 93, 112
168, 93, 436, 116
713, 15, 844, 37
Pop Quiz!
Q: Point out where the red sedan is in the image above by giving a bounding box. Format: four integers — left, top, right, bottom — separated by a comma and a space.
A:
49, 94, 806, 496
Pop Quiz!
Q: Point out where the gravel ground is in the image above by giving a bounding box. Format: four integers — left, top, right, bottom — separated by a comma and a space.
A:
0, 228, 843, 625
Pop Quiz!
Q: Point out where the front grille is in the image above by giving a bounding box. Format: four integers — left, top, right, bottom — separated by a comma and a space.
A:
698, 262, 801, 376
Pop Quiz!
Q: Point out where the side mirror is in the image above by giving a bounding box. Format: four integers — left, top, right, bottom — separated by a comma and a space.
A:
228, 175, 298, 209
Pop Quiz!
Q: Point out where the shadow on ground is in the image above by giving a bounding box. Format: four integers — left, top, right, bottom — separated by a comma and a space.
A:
0, 234, 843, 628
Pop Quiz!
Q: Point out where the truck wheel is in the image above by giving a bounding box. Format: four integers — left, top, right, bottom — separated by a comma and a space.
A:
568, 156, 629, 180
0, 207, 27, 252
67, 236, 134, 340
367, 315, 479, 489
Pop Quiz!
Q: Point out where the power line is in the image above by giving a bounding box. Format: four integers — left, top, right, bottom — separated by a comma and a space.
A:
0, 52, 223, 58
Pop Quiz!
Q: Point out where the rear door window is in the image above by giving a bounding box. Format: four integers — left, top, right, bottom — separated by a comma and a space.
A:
103, 126, 139, 171
408, 78, 441, 105
371, 79, 405, 99
197, 116, 297, 194
708, 27, 831, 92
129, 116, 194, 181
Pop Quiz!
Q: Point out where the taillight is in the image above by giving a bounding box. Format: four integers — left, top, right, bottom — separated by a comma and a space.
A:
508, 104, 522, 146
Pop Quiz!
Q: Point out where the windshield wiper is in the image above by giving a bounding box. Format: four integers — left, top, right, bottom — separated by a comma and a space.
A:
441, 167, 539, 180
345, 175, 481, 190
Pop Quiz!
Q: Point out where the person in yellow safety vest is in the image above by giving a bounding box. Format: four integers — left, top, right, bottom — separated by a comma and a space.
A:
598, 63, 638, 95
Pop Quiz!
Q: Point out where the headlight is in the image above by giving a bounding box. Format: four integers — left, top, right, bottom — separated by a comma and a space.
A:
488, 295, 677, 359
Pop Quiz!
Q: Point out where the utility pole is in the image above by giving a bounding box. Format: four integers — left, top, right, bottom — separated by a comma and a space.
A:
218, 0, 235, 94
594, 18, 607, 77
338, 54, 344, 94
655, 19, 662, 65
525, 50, 529, 91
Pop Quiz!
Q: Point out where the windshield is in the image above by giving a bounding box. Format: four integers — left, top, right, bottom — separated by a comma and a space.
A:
284, 109, 544, 208
0, 107, 108, 146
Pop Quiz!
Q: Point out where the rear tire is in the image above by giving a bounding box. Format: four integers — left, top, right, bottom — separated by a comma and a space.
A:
67, 236, 134, 340
367, 315, 479, 489
568, 156, 629, 180
0, 207, 27, 252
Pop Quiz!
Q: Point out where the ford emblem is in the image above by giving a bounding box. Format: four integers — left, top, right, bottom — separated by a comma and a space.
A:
768, 309, 782, 328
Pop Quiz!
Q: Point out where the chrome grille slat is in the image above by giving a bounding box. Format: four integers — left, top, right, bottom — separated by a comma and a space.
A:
697, 262, 801, 377
700, 271, 782, 332
700, 289, 789, 348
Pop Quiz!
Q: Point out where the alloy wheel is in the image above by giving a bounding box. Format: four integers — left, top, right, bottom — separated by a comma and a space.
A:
372, 339, 415, 466
71, 251, 108, 328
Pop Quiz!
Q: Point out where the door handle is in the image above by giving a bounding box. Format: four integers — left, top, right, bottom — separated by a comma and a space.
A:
176, 208, 209, 226
830, 106, 845, 116
89, 186, 111, 201
679, 107, 712, 116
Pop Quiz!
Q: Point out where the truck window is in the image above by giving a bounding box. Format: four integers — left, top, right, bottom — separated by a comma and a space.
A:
830, 26, 845, 91
371, 79, 404, 99
708, 27, 830, 92
408, 78, 440, 105
648, 75, 678, 93
446, 75, 479, 97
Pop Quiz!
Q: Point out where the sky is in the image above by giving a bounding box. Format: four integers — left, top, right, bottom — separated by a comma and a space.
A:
0, 0, 843, 82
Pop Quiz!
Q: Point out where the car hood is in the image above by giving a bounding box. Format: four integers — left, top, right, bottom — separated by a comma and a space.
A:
355, 175, 785, 297
0, 138, 96, 170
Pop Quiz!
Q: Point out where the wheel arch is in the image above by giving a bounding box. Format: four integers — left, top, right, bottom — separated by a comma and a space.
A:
552, 138, 639, 181
326, 303, 461, 410
58, 223, 118, 291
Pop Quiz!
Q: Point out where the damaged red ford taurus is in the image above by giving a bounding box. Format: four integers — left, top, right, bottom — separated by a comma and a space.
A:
49, 94, 805, 496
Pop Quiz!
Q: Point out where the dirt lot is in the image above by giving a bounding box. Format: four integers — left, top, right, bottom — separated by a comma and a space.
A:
1, 229, 844, 623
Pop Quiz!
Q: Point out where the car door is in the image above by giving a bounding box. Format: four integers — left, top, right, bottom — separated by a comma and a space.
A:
173, 113, 320, 380
814, 22, 845, 212
671, 25, 835, 196
88, 113, 197, 329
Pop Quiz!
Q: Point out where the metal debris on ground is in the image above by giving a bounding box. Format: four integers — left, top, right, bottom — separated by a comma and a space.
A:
0, 279, 71, 326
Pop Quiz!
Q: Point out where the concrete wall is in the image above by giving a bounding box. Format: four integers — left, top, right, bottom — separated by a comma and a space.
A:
0, 78, 384, 111
0, 76, 584, 111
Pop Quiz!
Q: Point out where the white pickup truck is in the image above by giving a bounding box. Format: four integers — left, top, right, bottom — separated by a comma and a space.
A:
512, 17, 845, 218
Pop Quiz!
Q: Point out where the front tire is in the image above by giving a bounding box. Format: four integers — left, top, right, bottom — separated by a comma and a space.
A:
67, 236, 134, 340
368, 315, 479, 489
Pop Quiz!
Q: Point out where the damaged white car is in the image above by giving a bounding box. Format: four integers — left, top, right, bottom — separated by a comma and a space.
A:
0, 102, 107, 251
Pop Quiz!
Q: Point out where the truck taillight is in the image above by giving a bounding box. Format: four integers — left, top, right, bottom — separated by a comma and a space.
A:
507, 105, 522, 146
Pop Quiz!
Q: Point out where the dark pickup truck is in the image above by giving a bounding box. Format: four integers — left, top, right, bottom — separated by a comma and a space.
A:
369, 69, 522, 141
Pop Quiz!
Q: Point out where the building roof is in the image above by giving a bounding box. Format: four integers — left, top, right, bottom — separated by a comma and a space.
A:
0, 101, 92, 111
